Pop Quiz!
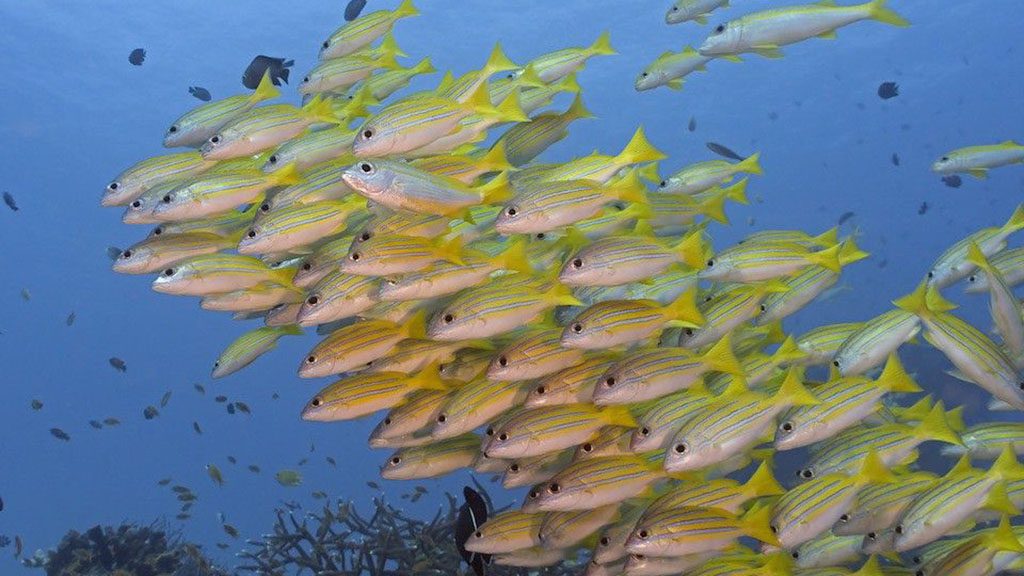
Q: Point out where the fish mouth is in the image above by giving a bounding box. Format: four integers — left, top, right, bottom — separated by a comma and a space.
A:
100, 192, 125, 207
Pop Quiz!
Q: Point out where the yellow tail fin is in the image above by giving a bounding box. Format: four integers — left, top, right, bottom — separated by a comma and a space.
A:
394, 0, 419, 18
984, 481, 1020, 515
813, 226, 839, 247
807, 243, 842, 272
852, 450, 896, 485
702, 333, 743, 375
301, 95, 339, 124
720, 177, 749, 204
617, 126, 667, 165
915, 402, 963, 446
673, 227, 708, 269
251, 70, 281, 103
498, 238, 533, 274
588, 30, 617, 56
413, 362, 450, 391
377, 32, 408, 59
741, 459, 785, 499
838, 237, 870, 265
866, 0, 910, 27
774, 366, 818, 407
966, 241, 993, 272
411, 57, 435, 75
436, 235, 465, 265
482, 42, 519, 76
990, 442, 1024, 480
741, 503, 779, 546
493, 91, 530, 123
738, 152, 763, 175
269, 162, 303, 187
611, 170, 648, 204
600, 405, 637, 428
700, 191, 729, 224
564, 93, 594, 121
477, 171, 514, 204
664, 287, 704, 328
403, 309, 428, 339
989, 515, 1024, 553
1003, 203, 1024, 234
479, 140, 514, 172
770, 336, 806, 365
876, 353, 921, 393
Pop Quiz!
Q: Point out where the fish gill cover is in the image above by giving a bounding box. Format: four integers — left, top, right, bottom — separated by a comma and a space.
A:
3, 0, 1024, 575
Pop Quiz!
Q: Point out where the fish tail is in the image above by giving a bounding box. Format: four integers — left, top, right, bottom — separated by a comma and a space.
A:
702, 333, 743, 376
404, 309, 428, 339
720, 177, 749, 204
342, 85, 376, 120
876, 353, 922, 393
482, 42, 519, 76
612, 170, 648, 205
742, 460, 785, 499
916, 401, 963, 446
898, 395, 934, 421
965, 241, 994, 272
498, 238, 533, 274
394, 0, 419, 18
945, 406, 966, 432
411, 57, 435, 75
413, 362, 450, 391
564, 92, 594, 121
985, 481, 1020, 515
479, 140, 513, 173
616, 126, 666, 165
866, 0, 910, 27
301, 95, 339, 124
269, 162, 303, 187
671, 227, 706, 268
814, 226, 840, 247
279, 324, 305, 337
269, 266, 298, 288
547, 282, 584, 307
774, 366, 818, 407
991, 516, 1024, 553
588, 30, 616, 56
990, 443, 1024, 480
478, 171, 514, 204
741, 503, 778, 546
838, 237, 870, 265
806, 243, 842, 272
465, 82, 500, 117
1003, 203, 1024, 234
555, 72, 583, 95
493, 91, 530, 123
635, 162, 661, 184
377, 51, 401, 71
251, 70, 281, 103
738, 152, 763, 175
378, 32, 408, 59
437, 235, 465, 265
770, 336, 806, 365
699, 191, 729, 224
852, 450, 895, 485
664, 287, 704, 327
600, 405, 637, 428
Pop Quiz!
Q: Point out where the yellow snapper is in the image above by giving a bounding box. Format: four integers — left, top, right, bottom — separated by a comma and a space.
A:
113, 232, 238, 275
464, 510, 544, 555
932, 140, 1024, 178
212, 324, 303, 378
924, 204, 1024, 288
658, 153, 761, 195
515, 30, 615, 83
151, 164, 301, 222
339, 233, 464, 276
794, 321, 866, 366
916, 515, 1024, 576
667, 0, 731, 25
561, 288, 703, 349
482, 403, 635, 460
700, 241, 842, 283
698, 0, 909, 59
966, 242, 1024, 364
486, 327, 587, 381
628, 384, 716, 452
635, 46, 727, 91
625, 502, 777, 557
342, 159, 511, 215
201, 96, 338, 160
298, 311, 426, 377
524, 126, 665, 185
151, 253, 293, 296
164, 72, 280, 148
360, 57, 435, 101
296, 270, 378, 326
368, 387, 448, 447
103, 151, 217, 207
261, 125, 357, 173
559, 224, 706, 286
200, 282, 303, 313
964, 246, 1024, 294
523, 353, 621, 408
431, 378, 531, 440
302, 363, 447, 422
411, 141, 513, 184
239, 197, 366, 256
298, 50, 401, 96
497, 93, 594, 167
319, 0, 418, 60
379, 433, 481, 480
291, 235, 354, 288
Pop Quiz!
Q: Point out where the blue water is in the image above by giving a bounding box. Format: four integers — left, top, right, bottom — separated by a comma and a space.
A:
0, 0, 1021, 571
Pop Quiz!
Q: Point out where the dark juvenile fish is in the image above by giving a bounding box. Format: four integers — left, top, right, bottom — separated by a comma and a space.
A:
128, 48, 146, 66
177, 513, 191, 520
688, 116, 696, 132
14, 536, 22, 558
242, 55, 294, 89
345, 0, 368, 21
3, 192, 17, 211
0, 496, 4, 511
223, 523, 240, 538
160, 390, 172, 408
103, 417, 121, 426
247, 464, 261, 474
109, 357, 127, 372
367, 481, 380, 490
227, 456, 237, 464
877, 81, 899, 99
226, 403, 236, 415
50, 428, 71, 441
216, 542, 229, 550
194, 383, 206, 395
30, 399, 43, 411
88, 420, 103, 429
326, 456, 336, 466
456, 486, 491, 576
706, 142, 745, 161
891, 153, 900, 166
942, 175, 962, 188
272, 392, 280, 400
193, 421, 203, 435
188, 86, 212, 102
0, 535, 9, 548
215, 395, 228, 403
66, 312, 75, 326
234, 401, 251, 414
106, 246, 123, 261
838, 211, 855, 225
143, 405, 159, 420
157, 478, 172, 486
918, 202, 929, 215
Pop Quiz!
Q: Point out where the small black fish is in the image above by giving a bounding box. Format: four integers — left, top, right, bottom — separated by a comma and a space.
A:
942, 175, 962, 188
109, 357, 127, 372
194, 383, 206, 395
0, 496, 4, 511
171, 486, 191, 494
0, 536, 8, 548
227, 456, 237, 464
226, 403, 236, 415
88, 420, 103, 430
234, 401, 251, 414
193, 421, 203, 435
3, 192, 17, 212
50, 428, 71, 441
215, 542, 229, 550
891, 153, 900, 166
272, 392, 280, 400
367, 481, 380, 490
177, 513, 191, 521
918, 202, 929, 215
160, 390, 172, 408
242, 55, 294, 89
103, 417, 121, 426
687, 116, 696, 132
837, 211, 856, 225
247, 464, 261, 474
456, 486, 491, 576
66, 312, 76, 326
297, 457, 308, 466
30, 399, 42, 411
877, 81, 899, 100
106, 246, 123, 261
128, 48, 146, 66
188, 86, 212, 102
706, 142, 745, 162
143, 405, 159, 420
326, 456, 336, 466
215, 395, 228, 403
157, 478, 172, 486
345, 0, 368, 21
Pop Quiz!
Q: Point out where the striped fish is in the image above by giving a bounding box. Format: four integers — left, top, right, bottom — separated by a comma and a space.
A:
628, 385, 715, 452
165, 72, 280, 148
647, 180, 746, 229
743, 227, 839, 249
559, 225, 706, 287
482, 403, 636, 460
343, 159, 512, 215
635, 46, 715, 91
463, 510, 544, 555
502, 449, 574, 489
679, 280, 789, 348
791, 533, 866, 570
264, 159, 355, 211
339, 232, 464, 276
757, 238, 869, 323
201, 97, 338, 160
524, 353, 621, 408
240, 197, 365, 256
659, 153, 761, 196
831, 308, 920, 376
291, 235, 354, 288
380, 433, 479, 480
319, 0, 418, 59
794, 322, 865, 366
625, 502, 777, 557
212, 324, 302, 378
917, 516, 1024, 576
832, 471, 937, 536
301, 363, 448, 422
262, 126, 356, 173
625, 552, 719, 576
592, 506, 647, 564
429, 278, 582, 341
486, 328, 586, 381
103, 151, 217, 206
964, 246, 1024, 293
431, 377, 530, 440
376, 240, 531, 301
925, 204, 1024, 288
561, 288, 704, 349
152, 164, 302, 222
775, 353, 921, 450
200, 282, 303, 313
113, 231, 237, 275
942, 422, 1024, 459
299, 50, 401, 95
706, 336, 804, 391
700, 240, 842, 283
366, 339, 488, 375
967, 242, 1024, 363
412, 141, 513, 184
439, 347, 494, 382
525, 126, 664, 185
152, 253, 293, 296
515, 30, 615, 83
642, 460, 784, 518
574, 427, 635, 461
368, 388, 449, 447
538, 502, 621, 550
297, 311, 426, 377
436, 43, 520, 103
359, 57, 434, 101
296, 270, 378, 326
594, 333, 740, 405
498, 93, 593, 167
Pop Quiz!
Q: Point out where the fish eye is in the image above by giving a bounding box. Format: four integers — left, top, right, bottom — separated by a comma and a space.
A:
302, 76, 309, 83
163, 268, 175, 276
833, 360, 841, 367
350, 252, 360, 261
246, 229, 257, 238
926, 271, 934, 278
210, 135, 220, 144
780, 421, 793, 432
474, 530, 482, 538
153, 227, 163, 235
769, 524, 778, 534
671, 5, 678, 10
528, 489, 540, 499
436, 414, 447, 423
715, 24, 725, 33
260, 202, 270, 212
322, 40, 330, 49
759, 304, 767, 312
800, 469, 814, 479
498, 433, 508, 441
581, 442, 593, 452
637, 530, 649, 539
640, 427, 649, 436
684, 328, 694, 336
443, 313, 455, 323
508, 464, 519, 472
362, 130, 373, 139
571, 258, 583, 268
658, 180, 666, 188
390, 456, 401, 465
535, 233, 545, 239
912, 556, 922, 565
640, 72, 648, 78
790, 551, 799, 559
604, 377, 616, 388
599, 537, 609, 546
360, 231, 372, 241
168, 125, 178, 133
306, 355, 317, 363
383, 417, 391, 425
894, 524, 904, 534
506, 207, 518, 217
535, 385, 546, 395
359, 162, 374, 173
706, 259, 714, 267
1018, 381, 1024, 390
940, 156, 949, 162
108, 182, 119, 190
130, 200, 141, 208
673, 443, 687, 454
867, 532, 877, 540
571, 323, 583, 333
839, 514, 850, 522
301, 262, 312, 271
311, 397, 322, 407
306, 296, 319, 306
162, 195, 172, 203
386, 278, 397, 286
497, 355, 508, 367
967, 274, 977, 282
506, 73, 515, 79
121, 250, 132, 258
547, 482, 560, 493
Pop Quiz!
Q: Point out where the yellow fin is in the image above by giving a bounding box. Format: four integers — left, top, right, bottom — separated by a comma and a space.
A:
477, 171, 513, 204
876, 353, 921, 393
403, 309, 427, 340
915, 401, 963, 446
702, 333, 743, 376
867, 0, 910, 27
806, 243, 842, 272
411, 57, 434, 75
741, 503, 779, 546
616, 126, 666, 165
984, 481, 1020, 515
482, 42, 518, 76
588, 30, 616, 56
853, 450, 895, 485
497, 238, 532, 274
742, 459, 785, 499
663, 287, 703, 328
268, 162, 303, 187
753, 45, 784, 58
393, 0, 419, 18
738, 152, 763, 175
251, 70, 281, 103
990, 442, 1024, 480
968, 167, 988, 179
600, 405, 637, 428
412, 362, 450, 391
773, 366, 818, 407
479, 140, 514, 172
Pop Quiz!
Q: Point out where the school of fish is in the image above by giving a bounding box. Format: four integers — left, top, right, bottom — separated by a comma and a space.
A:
101, 1, 1024, 574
